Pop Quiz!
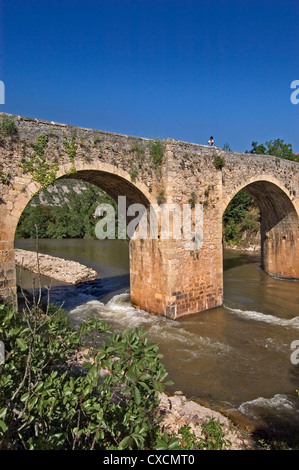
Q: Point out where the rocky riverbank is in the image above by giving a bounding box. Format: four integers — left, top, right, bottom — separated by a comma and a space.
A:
158, 391, 252, 450
73, 348, 252, 450
15, 249, 97, 284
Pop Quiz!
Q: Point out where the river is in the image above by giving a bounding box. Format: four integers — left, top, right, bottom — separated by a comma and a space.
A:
14, 238, 299, 443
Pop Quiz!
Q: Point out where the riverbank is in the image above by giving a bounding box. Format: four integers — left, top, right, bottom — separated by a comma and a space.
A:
73, 348, 252, 450
15, 249, 97, 284
158, 391, 252, 450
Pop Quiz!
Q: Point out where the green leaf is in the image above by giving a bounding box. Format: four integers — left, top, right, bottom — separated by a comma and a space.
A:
118, 435, 131, 449
16, 337, 28, 351
0, 419, 7, 433
28, 396, 38, 410
20, 392, 30, 402
134, 387, 141, 405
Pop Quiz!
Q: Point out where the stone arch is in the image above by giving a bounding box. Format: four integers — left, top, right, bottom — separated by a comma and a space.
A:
1, 161, 155, 304
8, 161, 155, 239
222, 175, 299, 279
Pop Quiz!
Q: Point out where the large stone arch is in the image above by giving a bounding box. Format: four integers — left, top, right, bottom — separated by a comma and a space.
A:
1, 160, 156, 305
222, 175, 299, 279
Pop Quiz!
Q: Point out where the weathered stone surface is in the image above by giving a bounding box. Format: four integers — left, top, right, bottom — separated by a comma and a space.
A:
0, 113, 298, 316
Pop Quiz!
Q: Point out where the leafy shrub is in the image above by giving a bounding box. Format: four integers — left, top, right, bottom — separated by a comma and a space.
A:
157, 189, 166, 205
63, 135, 77, 166
223, 190, 259, 245
20, 134, 58, 187
130, 142, 145, 159
0, 302, 171, 450
129, 166, 138, 182
213, 154, 225, 170
15, 182, 118, 240
0, 118, 18, 137
0, 171, 11, 185
150, 139, 164, 169
188, 191, 197, 209
155, 420, 231, 450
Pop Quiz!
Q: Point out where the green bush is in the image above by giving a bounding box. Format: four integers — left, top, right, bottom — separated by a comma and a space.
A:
223, 190, 259, 245
20, 134, 58, 187
0, 299, 237, 450
0, 118, 18, 137
213, 154, 225, 170
0, 302, 171, 450
150, 139, 164, 169
15, 183, 118, 240
157, 189, 166, 205
0, 171, 11, 185
130, 142, 145, 159
155, 420, 231, 450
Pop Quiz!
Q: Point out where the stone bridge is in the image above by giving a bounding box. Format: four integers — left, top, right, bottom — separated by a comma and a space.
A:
0, 113, 298, 318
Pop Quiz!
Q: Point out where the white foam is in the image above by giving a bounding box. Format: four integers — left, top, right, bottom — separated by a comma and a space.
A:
238, 394, 298, 418
70, 292, 231, 354
226, 307, 299, 329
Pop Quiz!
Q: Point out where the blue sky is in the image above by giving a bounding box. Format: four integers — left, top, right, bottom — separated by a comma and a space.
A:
0, 0, 298, 152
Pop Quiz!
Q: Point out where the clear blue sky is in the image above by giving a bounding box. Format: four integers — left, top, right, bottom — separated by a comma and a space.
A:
0, 0, 298, 152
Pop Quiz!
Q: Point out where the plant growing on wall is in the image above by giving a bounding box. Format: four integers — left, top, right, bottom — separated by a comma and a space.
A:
213, 154, 225, 170
63, 134, 77, 172
129, 166, 138, 182
0, 118, 18, 137
20, 134, 58, 187
0, 171, 11, 186
188, 191, 197, 209
157, 189, 167, 205
130, 142, 145, 159
150, 139, 164, 171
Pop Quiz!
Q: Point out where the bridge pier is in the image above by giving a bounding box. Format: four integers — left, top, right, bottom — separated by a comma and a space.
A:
130, 237, 223, 319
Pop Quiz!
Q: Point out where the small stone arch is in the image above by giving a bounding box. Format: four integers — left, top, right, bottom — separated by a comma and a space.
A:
222, 176, 299, 279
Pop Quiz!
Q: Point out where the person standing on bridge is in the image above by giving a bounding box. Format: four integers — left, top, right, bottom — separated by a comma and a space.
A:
208, 136, 214, 146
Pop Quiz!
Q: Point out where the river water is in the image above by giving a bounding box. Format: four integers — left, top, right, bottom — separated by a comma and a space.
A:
14, 238, 299, 443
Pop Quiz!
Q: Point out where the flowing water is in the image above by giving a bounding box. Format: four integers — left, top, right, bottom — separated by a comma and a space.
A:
15, 238, 299, 442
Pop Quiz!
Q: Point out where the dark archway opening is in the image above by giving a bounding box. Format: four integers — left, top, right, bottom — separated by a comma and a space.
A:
14, 172, 151, 311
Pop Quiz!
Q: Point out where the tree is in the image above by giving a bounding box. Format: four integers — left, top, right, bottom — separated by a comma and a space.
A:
15, 181, 118, 240
246, 139, 299, 162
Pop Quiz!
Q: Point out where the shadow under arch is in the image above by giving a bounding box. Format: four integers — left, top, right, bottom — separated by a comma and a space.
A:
223, 179, 299, 280
59, 168, 152, 209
